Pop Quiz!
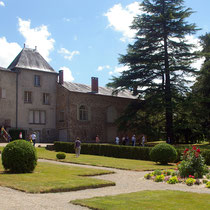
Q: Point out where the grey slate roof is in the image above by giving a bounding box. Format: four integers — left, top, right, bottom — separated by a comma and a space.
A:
8, 48, 56, 73
63, 81, 136, 99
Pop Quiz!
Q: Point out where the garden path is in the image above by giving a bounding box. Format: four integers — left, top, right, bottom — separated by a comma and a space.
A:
0, 158, 210, 210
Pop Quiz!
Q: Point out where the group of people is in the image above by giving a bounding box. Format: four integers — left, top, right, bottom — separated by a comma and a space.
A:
115, 135, 146, 147
74, 134, 146, 158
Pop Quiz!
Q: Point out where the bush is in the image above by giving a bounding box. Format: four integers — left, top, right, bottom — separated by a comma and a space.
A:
203, 179, 208, 184
56, 152, 66, 159
178, 146, 209, 178
206, 181, 210, 188
1, 140, 37, 173
144, 173, 152, 179
167, 176, 179, 184
149, 143, 178, 164
185, 178, 195, 186
153, 169, 162, 176
154, 174, 165, 182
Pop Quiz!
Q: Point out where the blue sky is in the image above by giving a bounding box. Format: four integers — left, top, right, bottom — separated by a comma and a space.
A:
0, 0, 209, 86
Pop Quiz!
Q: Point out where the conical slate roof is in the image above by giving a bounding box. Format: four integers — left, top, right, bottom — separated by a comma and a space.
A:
8, 47, 56, 73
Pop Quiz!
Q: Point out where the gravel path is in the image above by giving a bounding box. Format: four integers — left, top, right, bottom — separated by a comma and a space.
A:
0, 159, 210, 210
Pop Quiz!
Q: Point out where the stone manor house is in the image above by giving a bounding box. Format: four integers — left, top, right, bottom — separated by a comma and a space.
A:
0, 47, 135, 143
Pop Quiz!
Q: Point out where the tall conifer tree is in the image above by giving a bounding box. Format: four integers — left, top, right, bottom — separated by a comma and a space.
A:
108, 0, 198, 143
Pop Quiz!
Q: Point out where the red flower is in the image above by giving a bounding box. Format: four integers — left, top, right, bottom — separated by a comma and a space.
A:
192, 145, 197, 150
192, 176, 195, 179
197, 148, 200, 153
184, 148, 189, 154
189, 175, 192, 178
195, 152, 199, 158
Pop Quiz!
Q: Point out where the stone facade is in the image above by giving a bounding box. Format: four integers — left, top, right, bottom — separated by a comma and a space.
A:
0, 47, 135, 143
0, 48, 58, 142
0, 68, 16, 128
56, 82, 134, 142
15, 69, 57, 142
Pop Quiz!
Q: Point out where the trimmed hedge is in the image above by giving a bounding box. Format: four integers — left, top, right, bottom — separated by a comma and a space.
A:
149, 143, 178, 164
54, 142, 151, 161
2, 140, 37, 173
53, 142, 210, 165
56, 152, 66, 159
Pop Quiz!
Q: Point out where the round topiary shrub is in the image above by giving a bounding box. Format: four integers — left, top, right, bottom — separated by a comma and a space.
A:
1, 140, 37, 173
150, 143, 177, 165
56, 152, 66, 159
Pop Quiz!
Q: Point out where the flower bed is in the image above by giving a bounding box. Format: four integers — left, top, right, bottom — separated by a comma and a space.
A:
144, 169, 210, 188
144, 145, 210, 188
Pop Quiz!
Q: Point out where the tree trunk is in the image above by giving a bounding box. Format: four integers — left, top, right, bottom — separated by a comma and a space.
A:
162, 0, 173, 144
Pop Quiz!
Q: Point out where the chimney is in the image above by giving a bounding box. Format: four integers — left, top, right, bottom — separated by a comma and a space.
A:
91, 77, 98, 93
59, 70, 64, 85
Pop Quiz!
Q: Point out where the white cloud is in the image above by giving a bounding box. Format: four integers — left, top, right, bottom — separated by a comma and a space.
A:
60, 66, 74, 82
109, 65, 129, 75
0, 1, 5, 7
104, 2, 142, 42
97, 65, 110, 71
0, 37, 21, 67
18, 18, 55, 62
58, 47, 80, 61
63, 17, 71, 22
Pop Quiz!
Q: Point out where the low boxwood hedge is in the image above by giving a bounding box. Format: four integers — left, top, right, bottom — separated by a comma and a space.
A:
54, 141, 151, 160
53, 141, 210, 164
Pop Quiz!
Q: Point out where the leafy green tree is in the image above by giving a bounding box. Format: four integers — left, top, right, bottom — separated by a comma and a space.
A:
108, 0, 198, 143
192, 33, 210, 141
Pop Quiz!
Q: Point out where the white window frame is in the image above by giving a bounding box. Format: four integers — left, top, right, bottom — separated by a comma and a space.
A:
24, 91, 32, 103
29, 110, 46, 124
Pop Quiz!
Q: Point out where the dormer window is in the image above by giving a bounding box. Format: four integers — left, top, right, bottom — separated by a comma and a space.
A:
34, 75, 40, 87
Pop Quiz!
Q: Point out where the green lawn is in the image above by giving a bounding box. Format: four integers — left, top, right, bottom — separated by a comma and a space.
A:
71, 190, 210, 210
36, 147, 176, 171
0, 161, 114, 193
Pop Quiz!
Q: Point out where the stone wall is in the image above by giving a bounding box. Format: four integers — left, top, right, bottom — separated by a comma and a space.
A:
56, 84, 134, 142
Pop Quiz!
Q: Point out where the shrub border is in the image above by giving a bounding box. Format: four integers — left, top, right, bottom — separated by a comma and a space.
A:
52, 142, 210, 165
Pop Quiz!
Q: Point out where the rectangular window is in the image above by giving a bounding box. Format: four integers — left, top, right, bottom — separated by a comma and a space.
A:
29, 110, 46, 124
24, 91, 32, 103
59, 111, 64, 122
43, 93, 50, 105
34, 75, 40, 87
0, 88, 6, 99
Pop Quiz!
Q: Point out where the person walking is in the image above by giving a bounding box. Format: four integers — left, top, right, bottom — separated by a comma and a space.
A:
74, 137, 81, 157
115, 136, 120, 145
125, 136, 129, 145
122, 136, 126, 145
31, 132, 36, 147
95, 135, 100, 143
142, 135, 145, 147
131, 134, 136, 146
